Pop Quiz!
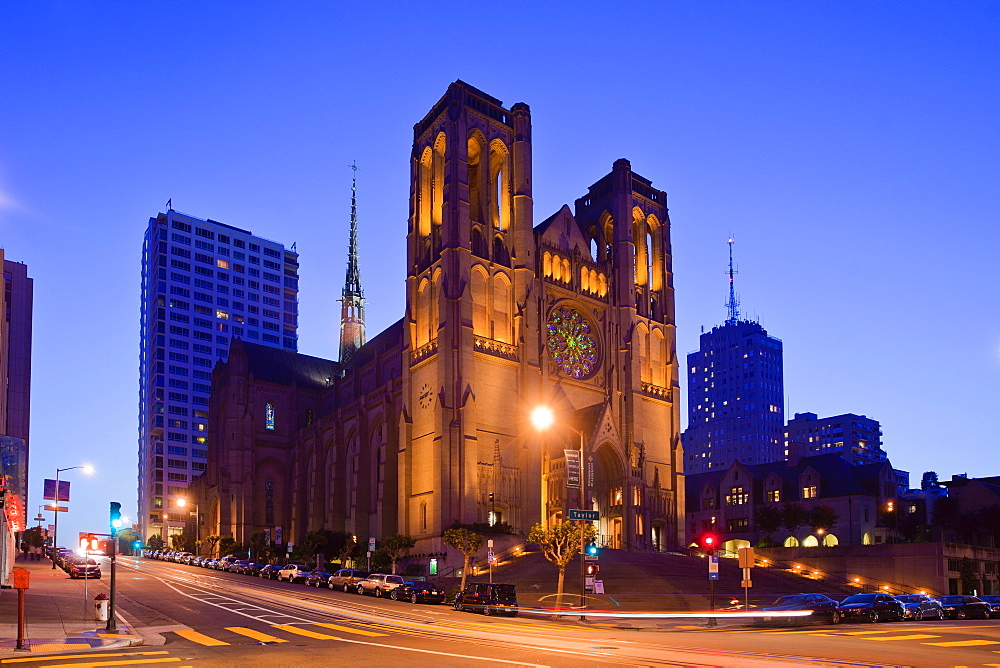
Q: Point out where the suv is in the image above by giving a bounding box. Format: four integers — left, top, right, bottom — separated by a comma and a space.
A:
453, 582, 518, 616
357, 574, 405, 597
328, 569, 370, 592
278, 564, 312, 583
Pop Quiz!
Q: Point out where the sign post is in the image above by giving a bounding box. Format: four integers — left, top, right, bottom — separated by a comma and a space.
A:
487, 539, 494, 585
12, 568, 28, 649
738, 546, 755, 610
708, 555, 719, 627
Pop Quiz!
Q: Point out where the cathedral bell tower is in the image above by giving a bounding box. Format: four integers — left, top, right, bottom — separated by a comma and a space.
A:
400, 81, 536, 542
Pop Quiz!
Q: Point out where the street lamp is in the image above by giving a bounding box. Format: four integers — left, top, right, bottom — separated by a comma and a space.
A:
50, 465, 94, 569
176, 498, 200, 554
531, 405, 590, 616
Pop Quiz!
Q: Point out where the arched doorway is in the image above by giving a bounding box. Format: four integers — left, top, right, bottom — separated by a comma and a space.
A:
591, 443, 626, 550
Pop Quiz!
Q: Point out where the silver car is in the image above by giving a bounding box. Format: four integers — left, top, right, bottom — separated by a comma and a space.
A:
894, 594, 944, 620
357, 573, 405, 597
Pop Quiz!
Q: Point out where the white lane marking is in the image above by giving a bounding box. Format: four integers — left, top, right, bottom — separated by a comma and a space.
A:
157, 578, 318, 625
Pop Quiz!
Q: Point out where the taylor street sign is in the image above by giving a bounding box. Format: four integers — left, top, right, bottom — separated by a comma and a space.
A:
568, 509, 599, 521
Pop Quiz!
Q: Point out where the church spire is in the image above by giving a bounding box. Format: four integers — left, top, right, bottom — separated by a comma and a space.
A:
725, 237, 741, 324
339, 163, 366, 363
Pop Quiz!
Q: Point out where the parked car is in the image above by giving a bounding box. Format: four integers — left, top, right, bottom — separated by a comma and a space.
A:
278, 564, 312, 583
757, 593, 841, 625
453, 582, 518, 616
243, 563, 266, 576
838, 593, 905, 623
357, 574, 405, 597
327, 569, 370, 592
173, 552, 193, 564
392, 581, 446, 604
258, 564, 282, 580
67, 557, 102, 579
228, 560, 250, 573
894, 594, 944, 621
216, 556, 238, 571
305, 571, 334, 588
937, 595, 991, 620
981, 595, 1000, 617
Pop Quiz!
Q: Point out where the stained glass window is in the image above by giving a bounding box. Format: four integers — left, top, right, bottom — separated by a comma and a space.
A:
265, 401, 275, 430
546, 306, 598, 379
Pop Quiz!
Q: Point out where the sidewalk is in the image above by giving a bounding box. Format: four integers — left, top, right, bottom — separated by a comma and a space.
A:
0, 556, 142, 654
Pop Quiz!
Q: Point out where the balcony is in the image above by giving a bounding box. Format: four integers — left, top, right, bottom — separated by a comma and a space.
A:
474, 336, 518, 362
410, 338, 438, 366
640, 382, 672, 402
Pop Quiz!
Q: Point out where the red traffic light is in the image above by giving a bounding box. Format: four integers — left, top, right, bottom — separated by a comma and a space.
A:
698, 533, 719, 552
585, 563, 601, 576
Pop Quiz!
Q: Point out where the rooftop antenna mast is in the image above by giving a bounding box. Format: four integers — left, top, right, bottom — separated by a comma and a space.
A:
726, 237, 741, 324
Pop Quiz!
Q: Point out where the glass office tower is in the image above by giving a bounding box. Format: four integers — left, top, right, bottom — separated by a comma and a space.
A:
138, 210, 298, 542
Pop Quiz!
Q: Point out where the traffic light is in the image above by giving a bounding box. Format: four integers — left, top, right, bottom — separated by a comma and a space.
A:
79, 533, 99, 551
585, 562, 601, 576
698, 532, 719, 555
584, 537, 598, 557
110, 501, 122, 531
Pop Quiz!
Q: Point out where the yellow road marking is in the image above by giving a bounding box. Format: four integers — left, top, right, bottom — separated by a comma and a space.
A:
862, 634, 940, 641
313, 623, 388, 637
836, 630, 893, 635
922, 639, 1000, 647
95, 634, 136, 639
2, 652, 169, 664
37, 659, 180, 668
172, 629, 230, 646
354, 622, 432, 636
225, 626, 288, 643
270, 624, 341, 640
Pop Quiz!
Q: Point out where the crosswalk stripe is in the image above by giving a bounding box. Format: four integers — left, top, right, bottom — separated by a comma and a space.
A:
225, 627, 288, 643
271, 624, 341, 640
836, 630, 893, 635
172, 629, 230, 646
37, 659, 180, 667
862, 634, 940, 641
922, 639, 1000, 647
312, 623, 388, 637
2, 652, 170, 664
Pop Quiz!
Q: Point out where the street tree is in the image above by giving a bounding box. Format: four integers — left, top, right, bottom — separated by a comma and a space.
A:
754, 505, 783, 547
781, 502, 808, 536
379, 534, 416, 574
217, 535, 239, 557
442, 528, 484, 592
527, 522, 597, 610
249, 531, 271, 562
808, 505, 839, 535
338, 536, 357, 568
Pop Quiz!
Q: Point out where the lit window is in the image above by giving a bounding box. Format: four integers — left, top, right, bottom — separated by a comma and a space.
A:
216, 310, 229, 319
802, 485, 818, 499
767, 489, 780, 502
217, 259, 230, 269
265, 401, 275, 430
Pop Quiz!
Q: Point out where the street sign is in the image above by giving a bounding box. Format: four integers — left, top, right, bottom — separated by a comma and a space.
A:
565, 450, 581, 489
487, 551, 495, 562
709, 572, 720, 581
568, 509, 599, 521
368, 537, 376, 551
708, 554, 719, 580
584, 554, 599, 561
741, 579, 752, 587
43, 505, 68, 512
594, 580, 605, 594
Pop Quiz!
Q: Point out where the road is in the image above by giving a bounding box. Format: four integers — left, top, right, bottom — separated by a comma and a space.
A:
12, 556, 1000, 667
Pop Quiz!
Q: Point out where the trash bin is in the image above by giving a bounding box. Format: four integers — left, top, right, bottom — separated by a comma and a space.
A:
94, 593, 109, 622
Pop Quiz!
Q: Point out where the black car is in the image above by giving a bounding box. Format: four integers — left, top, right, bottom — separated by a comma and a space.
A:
837, 593, 905, 623
258, 564, 282, 580
305, 571, 334, 588
758, 593, 841, 625
392, 581, 446, 604
243, 562, 267, 576
453, 582, 518, 616
937, 595, 991, 620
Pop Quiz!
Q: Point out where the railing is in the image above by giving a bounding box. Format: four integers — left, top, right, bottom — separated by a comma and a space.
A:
410, 338, 438, 366
749, 552, 938, 597
640, 382, 671, 401
473, 336, 518, 362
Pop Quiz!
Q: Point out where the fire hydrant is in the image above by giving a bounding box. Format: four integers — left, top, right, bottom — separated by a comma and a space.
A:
94, 593, 109, 622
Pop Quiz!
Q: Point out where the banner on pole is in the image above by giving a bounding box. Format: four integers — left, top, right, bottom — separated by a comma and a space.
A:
565, 450, 581, 488
43, 479, 70, 502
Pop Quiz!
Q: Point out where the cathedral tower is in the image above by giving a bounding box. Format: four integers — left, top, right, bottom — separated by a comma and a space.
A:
339, 165, 366, 363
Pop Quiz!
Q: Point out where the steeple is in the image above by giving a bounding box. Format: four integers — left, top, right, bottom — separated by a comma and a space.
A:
725, 237, 741, 324
339, 163, 366, 363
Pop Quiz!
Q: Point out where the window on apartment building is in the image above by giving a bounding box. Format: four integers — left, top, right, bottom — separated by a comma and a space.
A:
725, 487, 748, 505
767, 489, 780, 502
802, 485, 818, 499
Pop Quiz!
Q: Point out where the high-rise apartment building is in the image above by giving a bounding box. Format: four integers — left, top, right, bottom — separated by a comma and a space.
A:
682, 241, 784, 474
1, 249, 32, 584
138, 210, 298, 542
784, 411, 887, 465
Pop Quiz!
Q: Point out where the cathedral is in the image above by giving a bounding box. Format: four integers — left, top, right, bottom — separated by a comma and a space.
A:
198, 81, 684, 566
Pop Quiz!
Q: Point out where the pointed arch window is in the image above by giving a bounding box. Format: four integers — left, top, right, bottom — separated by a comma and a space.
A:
265, 402, 275, 430
265, 477, 275, 525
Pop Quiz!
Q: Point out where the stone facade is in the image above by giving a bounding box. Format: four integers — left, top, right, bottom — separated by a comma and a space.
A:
196, 81, 684, 564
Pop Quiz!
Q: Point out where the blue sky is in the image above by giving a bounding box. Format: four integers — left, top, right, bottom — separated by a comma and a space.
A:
2, 2, 997, 541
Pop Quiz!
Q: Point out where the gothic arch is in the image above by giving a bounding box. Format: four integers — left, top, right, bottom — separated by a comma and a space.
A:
467, 130, 487, 224
324, 436, 338, 520
492, 272, 512, 344
599, 211, 614, 262
650, 328, 665, 386
418, 146, 433, 237
432, 132, 446, 229
593, 442, 628, 550
488, 139, 510, 231
471, 265, 489, 337
635, 322, 651, 384
415, 277, 431, 347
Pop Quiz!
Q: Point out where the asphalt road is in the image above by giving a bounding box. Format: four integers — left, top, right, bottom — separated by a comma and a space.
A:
20, 556, 1000, 667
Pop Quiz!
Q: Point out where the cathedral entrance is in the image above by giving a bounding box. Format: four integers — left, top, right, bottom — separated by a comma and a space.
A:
591, 443, 627, 550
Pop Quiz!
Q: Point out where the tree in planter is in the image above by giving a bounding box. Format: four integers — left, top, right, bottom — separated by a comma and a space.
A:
147, 534, 165, 550
443, 528, 484, 593
203, 535, 221, 557
339, 536, 357, 568
781, 502, 808, 541
380, 534, 416, 574
808, 505, 839, 539
527, 522, 597, 610
217, 534, 240, 558
754, 505, 783, 547
171, 533, 196, 553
